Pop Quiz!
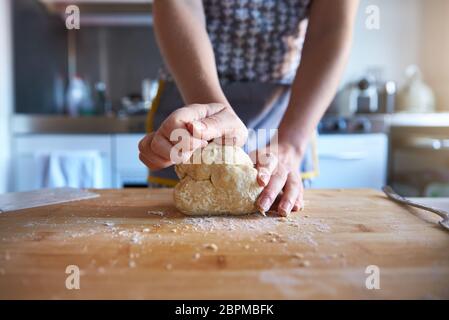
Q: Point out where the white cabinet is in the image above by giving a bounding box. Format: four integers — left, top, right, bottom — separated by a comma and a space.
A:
312, 134, 388, 189
113, 134, 147, 187
11, 133, 388, 191
13, 134, 114, 191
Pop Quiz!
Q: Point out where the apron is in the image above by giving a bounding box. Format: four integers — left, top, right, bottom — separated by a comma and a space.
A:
146, 80, 319, 187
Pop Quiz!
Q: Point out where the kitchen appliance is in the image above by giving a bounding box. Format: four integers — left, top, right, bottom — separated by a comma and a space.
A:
396, 65, 436, 113
389, 125, 449, 197
318, 115, 385, 134
349, 77, 379, 113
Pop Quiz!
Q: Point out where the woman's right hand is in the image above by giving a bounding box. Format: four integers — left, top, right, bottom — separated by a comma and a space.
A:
138, 103, 248, 171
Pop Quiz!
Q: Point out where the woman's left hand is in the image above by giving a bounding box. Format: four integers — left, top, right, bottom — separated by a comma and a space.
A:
252, 143, 304, 216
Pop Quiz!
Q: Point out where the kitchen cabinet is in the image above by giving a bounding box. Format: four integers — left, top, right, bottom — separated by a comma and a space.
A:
312, 133, 388, 189
113, 134, 147, 187
12, 133, 147, 191
12, 133, 388, 192
13, 134, 114, 191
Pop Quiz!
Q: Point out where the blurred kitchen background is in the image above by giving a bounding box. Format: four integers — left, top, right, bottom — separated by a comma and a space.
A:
1, 0, 449, 197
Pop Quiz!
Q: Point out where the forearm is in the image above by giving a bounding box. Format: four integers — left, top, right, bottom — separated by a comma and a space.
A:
278, 0, 358, 157
153, 0, 228, 106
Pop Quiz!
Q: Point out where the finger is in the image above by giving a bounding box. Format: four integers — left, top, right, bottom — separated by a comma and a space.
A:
292, 182, 305, 211
167, 129, 208, 152
257, 166, 288, 214
138, 132, 155, 154
278, 172, 301, 216
159, 104, 225, 140
150, 132, 175, 161
139, 151, 171, 171
292, 199, 301, 212
189, 105, 247, 145
186, 103, 227, 120
157, 129, 208, 164
256, 152, 278, 187
139, 132, 171, 170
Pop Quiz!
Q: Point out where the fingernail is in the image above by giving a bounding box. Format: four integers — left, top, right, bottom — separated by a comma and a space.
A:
259, 173, 269, 186
279, 200, 293, 217
258, 197, 271, 212
278, 210, 288, 217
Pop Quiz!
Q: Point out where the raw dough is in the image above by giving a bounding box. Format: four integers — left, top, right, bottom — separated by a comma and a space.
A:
174, 142, 263, 215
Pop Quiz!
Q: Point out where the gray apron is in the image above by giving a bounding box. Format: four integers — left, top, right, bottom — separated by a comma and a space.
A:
147, 81, 317, 187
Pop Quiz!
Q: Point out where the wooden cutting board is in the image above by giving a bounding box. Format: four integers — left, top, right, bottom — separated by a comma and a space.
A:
0, 189, 448, 299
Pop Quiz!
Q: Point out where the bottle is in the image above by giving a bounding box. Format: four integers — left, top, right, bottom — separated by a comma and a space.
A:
66, 76, 92, 116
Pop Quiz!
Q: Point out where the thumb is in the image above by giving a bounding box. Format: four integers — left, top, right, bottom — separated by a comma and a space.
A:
188, 104, 247, 146
255, 152, 278, 187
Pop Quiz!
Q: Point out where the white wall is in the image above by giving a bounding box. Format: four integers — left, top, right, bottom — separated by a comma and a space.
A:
341, 0, 449, 111
0, 0, 13, 193
421, 0, 449, 111
341, 0, 422, 87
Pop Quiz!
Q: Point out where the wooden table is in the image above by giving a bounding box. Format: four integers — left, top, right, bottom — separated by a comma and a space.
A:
0, 189, 448, 299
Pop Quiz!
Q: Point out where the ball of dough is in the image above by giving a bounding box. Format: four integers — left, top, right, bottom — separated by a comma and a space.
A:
174, 143, 263, 215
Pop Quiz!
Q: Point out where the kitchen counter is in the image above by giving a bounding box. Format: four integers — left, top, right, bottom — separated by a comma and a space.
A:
12, 114, 148, 134
11, 113, 449, 135
0, 188, 448, 299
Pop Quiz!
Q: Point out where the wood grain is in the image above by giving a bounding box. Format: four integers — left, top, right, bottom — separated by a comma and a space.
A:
0, 189, 448, 299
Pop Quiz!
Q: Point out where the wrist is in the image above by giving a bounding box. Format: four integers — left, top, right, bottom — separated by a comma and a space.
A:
280, 141, 304, 157
271, 141, 304, 170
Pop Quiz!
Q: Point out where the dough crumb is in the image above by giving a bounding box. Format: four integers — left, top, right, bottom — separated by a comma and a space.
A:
193, 253, 201, 260
293, 253, 305, 259
171, 228, 178, 233
165, 263, 173, 270
129, 260, 136, 268
204, 243, 218, 252
147, 210, 165, 216
298, 260, 310, 268
142, 228, 150, 233
131, 234, 142, 244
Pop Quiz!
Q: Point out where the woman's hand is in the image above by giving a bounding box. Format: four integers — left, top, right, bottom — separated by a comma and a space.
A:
138, 103, 247, 171
253, 143, 304, 216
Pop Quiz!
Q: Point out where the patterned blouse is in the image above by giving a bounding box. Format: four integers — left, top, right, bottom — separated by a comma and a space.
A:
160, 0, 312, 84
